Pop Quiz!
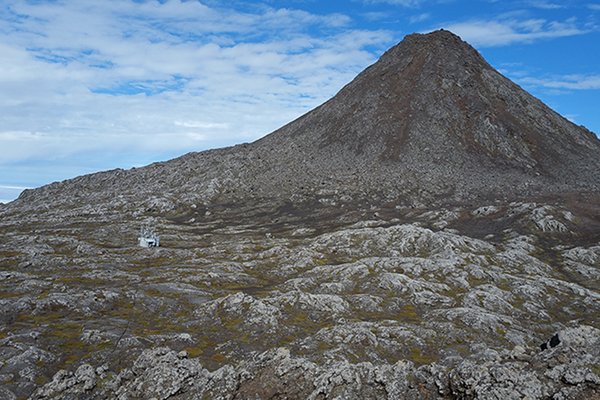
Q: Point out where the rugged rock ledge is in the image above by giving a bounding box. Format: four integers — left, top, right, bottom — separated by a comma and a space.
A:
1, 199, 600, 399
31, 325, 600, 399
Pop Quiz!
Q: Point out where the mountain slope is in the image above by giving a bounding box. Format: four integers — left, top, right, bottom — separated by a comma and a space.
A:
11, 29, 600, 213
1, 30, 600, 400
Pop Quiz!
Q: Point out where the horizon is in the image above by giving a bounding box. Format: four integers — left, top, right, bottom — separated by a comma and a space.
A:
2, 0, 600, 203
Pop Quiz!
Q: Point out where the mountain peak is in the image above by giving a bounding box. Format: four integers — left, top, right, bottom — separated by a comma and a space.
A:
377, 29, 490, 77
409, 28, 465, 41
404, 29, 467, 45
250, 29, 600, 202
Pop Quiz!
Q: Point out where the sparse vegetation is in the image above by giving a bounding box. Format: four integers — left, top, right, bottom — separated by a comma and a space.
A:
1, 28, 599, 399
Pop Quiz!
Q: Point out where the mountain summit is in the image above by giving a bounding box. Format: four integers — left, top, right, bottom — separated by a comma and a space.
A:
313, 29, 599, 166
248, 29, 600, 203
15, 30, 600, 210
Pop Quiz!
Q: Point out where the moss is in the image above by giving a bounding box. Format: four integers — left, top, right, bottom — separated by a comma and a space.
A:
174, 308, 192, 319
0, 290, 20, 299
185, 330, 222, 358
50, 243, 76, 256
107, 298, 135, 319
106, 297, 189, 338
453, 343, 470, 356
496, 279, 511, 291
144, 287, 163, 298
512, 296, 525, 310
212, 282, 255, 292
136, 269, 155, 279
238, 332, 251, 343
252, 244, 271, 252
54, 276, 107, 287
312, 256, 330, 266
51, 321, 83, 340
95, 341, 113, 351
495, 326, 507, 336
61, 353, 81, 368
37, 289, 53, 300
97, 371, 115, 388
278, 334, 297, 346
289, 310, 310, 325
0, 250, 23, 268
317, 341, 332, 352
442, 286, 467, 301
35, 374, 48, 386
531, 247, 564, 266
211, 353, 226, 363
0, 250, 22, 257
397, 304, 421, 323
131, 317, 183, 336
278, 304, 334, 336
130, 256, 172, 269
221, 316, 243, 331
186, 345, 206, 358
16, 311, 64, 325
408, 347, 436, 365
466, 275, 486, 287
345, 352, 362, 364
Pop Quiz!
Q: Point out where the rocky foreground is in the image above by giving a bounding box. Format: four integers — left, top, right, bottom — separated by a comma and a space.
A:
1, 196, 599, 399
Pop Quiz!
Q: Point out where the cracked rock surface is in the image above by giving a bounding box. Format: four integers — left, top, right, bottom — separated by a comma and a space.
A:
1, 199, 599, 399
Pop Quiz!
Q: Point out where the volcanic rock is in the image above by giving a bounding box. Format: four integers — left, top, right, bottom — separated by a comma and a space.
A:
11, 30, 600, 212
1, 30, 600, 399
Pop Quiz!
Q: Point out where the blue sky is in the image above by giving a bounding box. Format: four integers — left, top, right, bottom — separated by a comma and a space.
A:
1, 0, 599, 203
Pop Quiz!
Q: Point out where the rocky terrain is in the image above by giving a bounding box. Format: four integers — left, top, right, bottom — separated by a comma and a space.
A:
1, 30, 599, 399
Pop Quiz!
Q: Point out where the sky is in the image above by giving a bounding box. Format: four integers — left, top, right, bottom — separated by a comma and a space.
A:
1, 0, 599, 203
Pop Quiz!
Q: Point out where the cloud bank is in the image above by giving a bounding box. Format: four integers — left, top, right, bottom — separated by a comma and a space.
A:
442, 17, 588, 47
0, 0, 392, 171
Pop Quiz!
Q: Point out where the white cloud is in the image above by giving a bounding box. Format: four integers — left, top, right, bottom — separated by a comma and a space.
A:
588, 4, 600, 11
0, 184, 31, 203
518, 74, 600, 90
442, 17, 588, 47
0, 185, 31, 190
529, 1, 565, 9
0, 1, 393, 177
410, 13, 431, 23
362, 0, 423, 6
362, 11, 390, 21
174, 121, 229, 129
564, 114, 578, 123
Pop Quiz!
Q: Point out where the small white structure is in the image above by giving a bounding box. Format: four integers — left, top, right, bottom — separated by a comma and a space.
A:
138, 225, 160, 248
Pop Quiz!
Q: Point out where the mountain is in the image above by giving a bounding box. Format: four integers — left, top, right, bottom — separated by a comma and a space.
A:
12, 30, 600, 214
1, 30, 599, 399
251, 28, 600, 201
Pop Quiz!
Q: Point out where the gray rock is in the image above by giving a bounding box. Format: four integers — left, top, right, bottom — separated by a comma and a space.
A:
2, 29, 600, 400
